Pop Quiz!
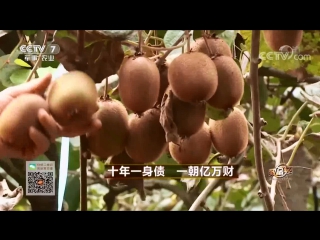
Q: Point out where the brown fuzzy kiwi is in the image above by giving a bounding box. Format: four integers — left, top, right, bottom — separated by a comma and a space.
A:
87, 98, 129, 159
168, 52, 218, 103
156, 62, 169, 105
207, 56, 244, 110
169, 122, 212, 164
263, 30, 303, 52
209, 108, 248, 158
47, 71, 99, 127
191, 37, 232, 57
118, 55, 160, 114
0, 94, 48, 152
126, 108, 167, 163
165, 87, 206, 137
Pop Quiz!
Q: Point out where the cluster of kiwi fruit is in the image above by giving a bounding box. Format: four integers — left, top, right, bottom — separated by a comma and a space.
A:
0, 33, 250, 174
97, 34, 249, 174
0, 71, 99, 156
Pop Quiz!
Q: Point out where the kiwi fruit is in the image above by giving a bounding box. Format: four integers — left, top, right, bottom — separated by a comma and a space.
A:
87, 98, 129, 159
207, 56, 244, 110
169, 122, 212, 164
263, 30, 303, 52
168, 52, 218, 103
118, 55, 160, 114
209, 108, 248, 158
126, 108, 167, 163
191, 37, 232, 57
47, 71, 99, 127
156, 62, 169, 105
165, 87, 206, 137
0, 94, 48, 152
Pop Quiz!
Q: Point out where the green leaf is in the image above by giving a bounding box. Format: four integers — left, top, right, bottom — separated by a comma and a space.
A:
55, 140, 80, 170
23, 30, 37, 36
217, 30, 237, 46
155, 30, 166, 39
163, 30, 184, 47
14, 59, 31, 68
64, 175, 80, 211
10, 69, 31, 85
0, 48, 5, 57
69, 147, 80, 171
193, 30, 202, 40
260, 108, 281, 133
36, 67, 57, 78
241, 77, 268, 107
0, 52, 24, 87
206, 104, 228, 120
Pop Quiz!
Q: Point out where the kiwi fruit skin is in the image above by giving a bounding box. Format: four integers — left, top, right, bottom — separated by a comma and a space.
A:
263, 30, 303, 52
165, 87, 206, 137
47, 71, 99, 127
87, 98, 129, 159
156, 63, 169, 106
125, 108, 167, 164
207, 56, 244, 110
118, 56, 160, 114
191, 37, 232, 57
209, 108, 248, 158
168, 52, 218, 103
169, 122, 212, 164
0, 94, 48, 151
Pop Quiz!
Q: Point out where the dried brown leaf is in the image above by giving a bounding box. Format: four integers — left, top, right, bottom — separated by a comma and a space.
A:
0, 179, 23, 211
52, 30, 124, 83
159, 90, 180, 145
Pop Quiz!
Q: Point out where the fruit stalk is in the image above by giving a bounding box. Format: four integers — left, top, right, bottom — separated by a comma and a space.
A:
249, 30, 273, 211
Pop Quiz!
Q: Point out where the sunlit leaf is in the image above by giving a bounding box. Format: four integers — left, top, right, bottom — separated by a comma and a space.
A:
14, 59, 31, 68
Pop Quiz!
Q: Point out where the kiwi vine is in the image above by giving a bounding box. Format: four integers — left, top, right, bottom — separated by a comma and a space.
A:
0, 30, 320, 211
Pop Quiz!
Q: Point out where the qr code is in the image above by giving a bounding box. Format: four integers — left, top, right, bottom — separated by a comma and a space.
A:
26, 172, 55, 196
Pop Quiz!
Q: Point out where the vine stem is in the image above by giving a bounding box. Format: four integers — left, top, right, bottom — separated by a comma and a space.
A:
286, 116, 315, 166
281, 101, 308, 141
26, 32, 48, 82
250, 30, 273, 211
185, 30, 190, 52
